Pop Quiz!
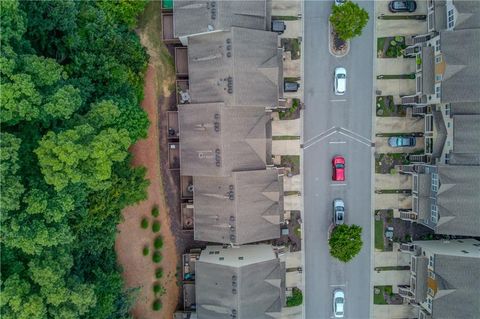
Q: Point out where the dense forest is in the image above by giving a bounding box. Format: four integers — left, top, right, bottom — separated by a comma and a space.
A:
1, 1, 150, 318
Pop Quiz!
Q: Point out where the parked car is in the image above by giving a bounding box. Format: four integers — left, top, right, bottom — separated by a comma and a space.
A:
332, 156, 345, 181
333, 289, 345, 318
388, 1, 417, 13
333, 199, 345, 225
334, 67, 347, 95
388, 136, 416, 147
334, 0, 346, 5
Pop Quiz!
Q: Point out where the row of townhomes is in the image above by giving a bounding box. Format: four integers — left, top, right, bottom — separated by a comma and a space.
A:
396, 1, 480, 318
164, 1, 288, 318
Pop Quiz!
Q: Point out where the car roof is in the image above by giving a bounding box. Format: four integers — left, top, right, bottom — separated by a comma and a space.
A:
335, 67, 346, 74
334, 199, 344, 207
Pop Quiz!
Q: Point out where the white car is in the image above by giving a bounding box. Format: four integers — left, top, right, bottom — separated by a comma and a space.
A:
335, 0, 346, 5
333, 199, 345, 225
333, 289, 345, 318
334, 67, 347, 95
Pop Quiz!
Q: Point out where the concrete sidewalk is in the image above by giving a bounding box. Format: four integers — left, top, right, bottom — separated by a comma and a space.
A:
374, 243, 411, 268
375, 116, 424, 134
375, 174, 411, 190
376, 58, 415, 75
284, 174, 301, 192
375, 193, 412, 210
374, 305, 417, 319
272, 0, 301, 17
375, 136, 424, 153
273, 139, 301, 155
272, 119, 301, 136
284, 194, 302, 210
376, 79, 416, 96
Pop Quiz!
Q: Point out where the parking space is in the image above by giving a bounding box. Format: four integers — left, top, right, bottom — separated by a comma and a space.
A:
376, 19, 427, 37
284, 174, 301, 192
272, 118, 301, 136
376, 78, 416, 96
376, 0, 427, 16
374, 305, 418, 319
376, 58, 415, 75
375, 136, 424, 153
374, 174, 411, 190
375, 116, 423, 134
273, 139, 301, 155
374, 193, 412, 210
284, 194, 302, 211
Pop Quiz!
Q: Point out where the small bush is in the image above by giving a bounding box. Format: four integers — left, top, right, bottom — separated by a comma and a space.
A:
151, 205, 159, 217
153, 283, 162, 294
394, 36, 404, 42
152, 299, 162, 311
141, 218, 149, 229
154, 236, 164, 249
143, 246, 150, 256
286, 288, 303, 307
152, 251, 162, 263
152, 221, 161, 233
155, 268, 164, 279
390, 40, 397, 46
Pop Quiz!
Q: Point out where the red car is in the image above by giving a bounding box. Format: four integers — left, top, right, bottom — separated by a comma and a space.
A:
332, 156, 345, 181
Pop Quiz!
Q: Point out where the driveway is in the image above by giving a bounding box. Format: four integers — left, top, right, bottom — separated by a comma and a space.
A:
284, 194, 302, 211
374, 243, 411, 267
376, 58, 416, 75
374, 193, 412, 210
303, 1, 374, 318
375, 136, 424, 153
374, 305, 417, 319
273, 139, 301, 155
375, 173, 411, 190
376, 78, 416, 96
373, 270, 410, 286
375, 116, 424, 134
376, 0, 427, 16
272, 119, 301, 136
272, 0, 301, 17
284, 174, 302, 192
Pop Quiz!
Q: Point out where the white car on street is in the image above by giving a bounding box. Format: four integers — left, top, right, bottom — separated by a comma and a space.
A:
333, 289, 345, 318
334, 67, 347, 95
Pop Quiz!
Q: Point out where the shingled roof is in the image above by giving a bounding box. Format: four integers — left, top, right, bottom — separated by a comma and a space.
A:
173, 0, 271, 38
452, 0, 480, 30
178, 103, 271, 177
195, 245, 285, 319
452, 114, 480, 156
187, 27, 282, 108
440, 29, 480, 103
435, 165, 480, 236
431, 254, 480, 319
193, 169, 283, 244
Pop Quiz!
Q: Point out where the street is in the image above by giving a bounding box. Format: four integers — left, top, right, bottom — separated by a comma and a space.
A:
302, 1, 375, 319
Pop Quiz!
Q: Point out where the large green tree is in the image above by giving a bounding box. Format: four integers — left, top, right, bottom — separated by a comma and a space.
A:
329, 224, 363, 262
330, 1, 369, 41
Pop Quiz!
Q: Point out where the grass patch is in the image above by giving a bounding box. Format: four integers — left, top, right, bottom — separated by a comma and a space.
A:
152, 220, 161, 233
379, 15, 426, 20
281, 155, 300, 175
155, 268, 164, 279
272, 136, 300, 140
377, 37, 386, 57
281, 38, 301, 60
375, 266, 410, 271
284, 191, 300, 196
279, 98, 300, 120
272, 15, 299, 21
143, 246, 150, 256
152, 299, 162, 311
152, 251, 162, 263
377, 74, 415, 80
151, 205, 159, 217
373, 285, 393, 304
294, 225, 301, 238
154, 236, 164, 249
141, 218, 149, 229
375, 220, 385, 251
286, 288, 303, 307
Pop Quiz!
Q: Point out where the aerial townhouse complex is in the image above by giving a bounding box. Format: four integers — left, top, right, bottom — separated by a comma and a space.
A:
390, 1, 480, 318
167, 1, 287, 318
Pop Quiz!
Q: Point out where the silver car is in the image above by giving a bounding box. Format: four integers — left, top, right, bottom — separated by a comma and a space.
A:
333, 289, 345, 318
333, 199, 345, 225
334, 67, 347, 95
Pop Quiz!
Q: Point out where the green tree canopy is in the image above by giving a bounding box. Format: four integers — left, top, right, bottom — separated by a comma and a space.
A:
329, 224, 363, 262
330, 1, 369, 41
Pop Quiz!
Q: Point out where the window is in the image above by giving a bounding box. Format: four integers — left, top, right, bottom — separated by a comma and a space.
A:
461, 250, 469, 254
214, 251, 219, 254
428, 271, 436, 279
435, 39, 441, 51
435, 74, 443, 82
431, 173, 439, 191
447, 9, 455, 28
429, 255, 434, 267
238, 256, 244, 260
209, 251, 214, 255
431, 204, 438, 223
428, 287, 434, 296
435, 55, 442, 64
436, 85, 441, 98
445, 153, 450, 164
219, 257, 224, 260
447, 122, 451, 128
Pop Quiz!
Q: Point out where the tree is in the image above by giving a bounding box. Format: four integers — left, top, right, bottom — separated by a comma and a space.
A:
0, 133, 25, 212
330, 1, 369, 41
329, 224, 363, 262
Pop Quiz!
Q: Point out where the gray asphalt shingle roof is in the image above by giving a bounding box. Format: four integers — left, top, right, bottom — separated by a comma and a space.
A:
452, 0, 480, 30
432, 110, 447, 158
431, 254, 480, 319
435, 165, 480, 236
440, 29, 480, 103
187, 27, 282, 108
450, 102, 480, 115
173, 0, 270, 38
178, 103, 271, 177
414, 256, 428, 303
195, 245, 285, 319
422, 47, 435, 95
193, 169, 283, 244
453, 114, 480, 155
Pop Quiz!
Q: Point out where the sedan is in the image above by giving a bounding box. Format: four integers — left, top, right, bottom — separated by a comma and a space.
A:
333, 289, 345, 318
332, 156, 345, 181
334, 0, 346, 5
334, 67, 347, 95
333, 199, 345, 225
388, 136, 416, 148
388, 1, 417, 13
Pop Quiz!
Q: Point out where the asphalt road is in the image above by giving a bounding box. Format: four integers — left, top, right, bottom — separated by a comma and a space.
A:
302, 1, 375, 319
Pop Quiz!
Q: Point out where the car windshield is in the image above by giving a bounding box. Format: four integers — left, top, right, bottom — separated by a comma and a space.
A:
337, 74, 346, 79
336, 163, 345, 169
336, 206, 344, 211
393, 2, 407, 9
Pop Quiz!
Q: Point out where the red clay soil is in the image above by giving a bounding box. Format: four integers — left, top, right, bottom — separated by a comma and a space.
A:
115, 65, 179, 318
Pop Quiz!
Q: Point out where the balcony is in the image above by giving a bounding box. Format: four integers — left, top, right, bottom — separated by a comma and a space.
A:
398, 285, 415, 300
400, 243, 416, 252
400, 211, 418, 221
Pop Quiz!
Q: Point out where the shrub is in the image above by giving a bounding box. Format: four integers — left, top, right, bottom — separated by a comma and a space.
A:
153, 283, 161, 294
141, 218, 149, 229
154, 236, 164, 249
329, 224, 363, 262
390, 40, 397, 46
152, 251, 162, 263
143, 246, 150, 256
152, 299, 162, 311
286, 288, 303, 307
152, 221, 161, 232
151, 205, 159, 217
155, 268, 164, 279
394, 36, 404, 42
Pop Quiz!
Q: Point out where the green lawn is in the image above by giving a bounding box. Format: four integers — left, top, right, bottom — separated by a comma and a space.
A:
375, 220, 385, 251
373, 285, 393, 304
281, 155, 301, 175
